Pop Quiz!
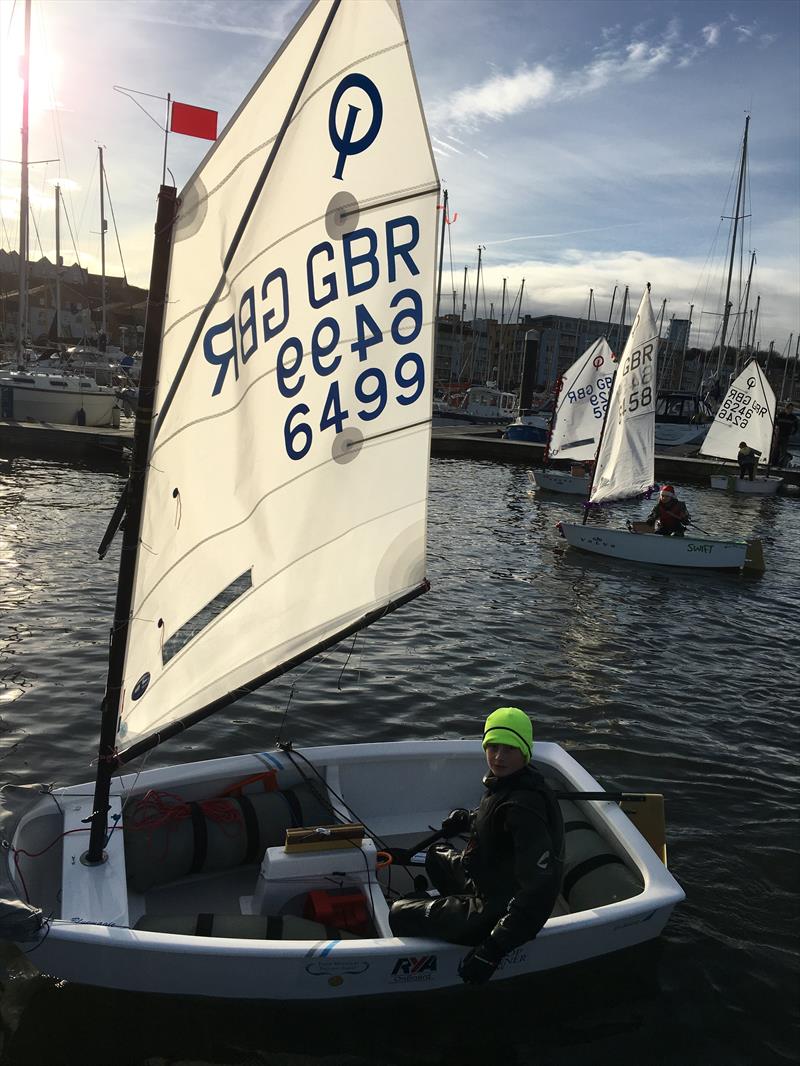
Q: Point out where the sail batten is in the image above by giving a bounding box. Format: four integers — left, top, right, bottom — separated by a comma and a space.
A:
117, 579, 430, 765
117, 0, 439, 754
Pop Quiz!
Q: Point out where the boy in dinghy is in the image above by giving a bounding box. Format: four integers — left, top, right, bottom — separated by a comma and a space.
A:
644, 484, 690, 536
389, 707, 564, 985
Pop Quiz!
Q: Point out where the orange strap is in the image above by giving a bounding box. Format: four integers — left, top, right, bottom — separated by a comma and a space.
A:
220, 770, 278, 797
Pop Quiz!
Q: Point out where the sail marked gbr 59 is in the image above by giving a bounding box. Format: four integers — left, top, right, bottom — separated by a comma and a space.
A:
117, 0, 440, 756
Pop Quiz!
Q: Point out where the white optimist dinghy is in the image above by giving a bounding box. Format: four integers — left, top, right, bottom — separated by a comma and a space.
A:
531, 338, 615, 494
559, 289, 765, 572
700, 360, 783, 496
1, 0, 683, 1000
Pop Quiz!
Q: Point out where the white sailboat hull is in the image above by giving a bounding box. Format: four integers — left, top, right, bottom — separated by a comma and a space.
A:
0, 375, 117, 427
560, 523, 751, 570
7, 740, 683, 1000
531, 469, 590, 495
709, 475, 782, 495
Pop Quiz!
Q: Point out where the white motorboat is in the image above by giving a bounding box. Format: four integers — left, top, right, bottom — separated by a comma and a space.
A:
654, 391, 712, 451
700, 360, 783, 496
0, 368, 118, 426
0, 0, 683, 1000
432, 383, 518, 426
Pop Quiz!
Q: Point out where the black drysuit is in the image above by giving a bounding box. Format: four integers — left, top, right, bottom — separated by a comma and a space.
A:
389, 764, 564, 962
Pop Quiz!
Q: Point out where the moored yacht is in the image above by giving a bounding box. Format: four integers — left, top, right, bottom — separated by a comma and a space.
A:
654, 390, 713, 451
0, 367, 118, 426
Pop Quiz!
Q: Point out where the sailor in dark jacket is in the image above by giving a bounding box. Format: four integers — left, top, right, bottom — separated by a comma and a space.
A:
389, 707, 564, 984
645, 484, 689, 536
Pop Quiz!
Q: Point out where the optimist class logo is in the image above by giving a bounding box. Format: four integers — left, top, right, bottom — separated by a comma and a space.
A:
329, 73, 383, 180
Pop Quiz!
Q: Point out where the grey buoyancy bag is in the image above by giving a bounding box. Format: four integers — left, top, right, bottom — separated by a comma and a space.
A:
124, 783, 332, 892
559, 800, 644, 912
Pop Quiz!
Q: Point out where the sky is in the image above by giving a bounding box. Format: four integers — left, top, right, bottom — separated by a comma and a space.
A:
1, 0, 798, 354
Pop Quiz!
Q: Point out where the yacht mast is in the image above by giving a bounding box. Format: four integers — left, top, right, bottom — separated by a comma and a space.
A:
735, 250, 756, 374
55, 183, 62, 340
99, 146, 107, 343
716, 115, 750, 375
16, 0, 31, 364
604, 286, 617, 341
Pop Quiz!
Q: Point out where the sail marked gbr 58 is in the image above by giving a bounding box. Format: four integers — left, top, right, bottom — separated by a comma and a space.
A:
589, 289, 658, 504
118, 0, 440, 755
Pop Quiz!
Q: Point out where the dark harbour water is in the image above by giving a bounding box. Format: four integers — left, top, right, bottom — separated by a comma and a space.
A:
0, 455, 798, 1066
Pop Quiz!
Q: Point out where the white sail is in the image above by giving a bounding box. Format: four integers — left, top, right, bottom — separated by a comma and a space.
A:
699, 360, 776, 463
590, 289, 658, 503
117, 0, 439, 751
548, 338, 615, 461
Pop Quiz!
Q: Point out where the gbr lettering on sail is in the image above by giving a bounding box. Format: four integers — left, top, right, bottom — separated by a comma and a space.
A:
198, 73, 429, 463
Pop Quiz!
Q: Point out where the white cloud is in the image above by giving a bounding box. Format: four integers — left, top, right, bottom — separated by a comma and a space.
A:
432, 137, 463, 155
430, 14, 778, 135
124, 0, 304, 40
430, 65, 554, 129
431, 23, 683, 131
702, 23, 721, 47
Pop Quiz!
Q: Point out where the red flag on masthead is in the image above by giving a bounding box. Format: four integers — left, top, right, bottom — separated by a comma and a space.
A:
170, 100, 218, 140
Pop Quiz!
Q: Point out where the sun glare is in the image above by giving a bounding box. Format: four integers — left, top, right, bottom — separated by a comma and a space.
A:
0, 6, 63, 164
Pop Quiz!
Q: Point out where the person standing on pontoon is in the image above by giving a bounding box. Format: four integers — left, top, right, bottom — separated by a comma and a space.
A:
645, 484, 690, 536
388, 707, 564, 985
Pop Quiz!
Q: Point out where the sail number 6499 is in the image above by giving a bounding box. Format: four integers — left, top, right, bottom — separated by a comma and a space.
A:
278, 287, 425, 461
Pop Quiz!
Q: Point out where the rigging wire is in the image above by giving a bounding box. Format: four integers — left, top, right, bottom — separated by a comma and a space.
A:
38, 2, 82, 273
76, 152, 98, 242
28, 204, 43, 261
446, 200, 456, 315
103, 162, 128, 284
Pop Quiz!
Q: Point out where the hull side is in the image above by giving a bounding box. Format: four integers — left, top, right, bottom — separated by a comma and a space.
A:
709, 475, 782, 496
532, 470, 589, 494
8, 741, 683, 1000
0, 382, 116, 426
560, 524, 748, 569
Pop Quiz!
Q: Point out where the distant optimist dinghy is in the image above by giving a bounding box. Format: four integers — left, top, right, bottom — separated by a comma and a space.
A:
531, 338, 614, 494
700, 361, 782, 495
2, 0, 683, 999
559, 289, 765, 571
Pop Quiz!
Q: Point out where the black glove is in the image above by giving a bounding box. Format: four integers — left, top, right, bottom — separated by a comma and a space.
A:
387, 847, 413, 865
458, 945, 500, 985
441, 808, 471, 837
